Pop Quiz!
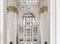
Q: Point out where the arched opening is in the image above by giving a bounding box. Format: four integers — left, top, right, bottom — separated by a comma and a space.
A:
17, 12, 40, 44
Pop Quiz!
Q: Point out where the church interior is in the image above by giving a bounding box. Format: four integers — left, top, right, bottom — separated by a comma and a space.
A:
3, 0, 50, 44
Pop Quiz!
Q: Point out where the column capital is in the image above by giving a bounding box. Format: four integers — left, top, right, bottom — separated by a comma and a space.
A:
40, 6, 48, 13
7, 6, 18, 13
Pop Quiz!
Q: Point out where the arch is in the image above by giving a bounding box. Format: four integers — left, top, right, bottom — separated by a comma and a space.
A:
22, 12, 35, 26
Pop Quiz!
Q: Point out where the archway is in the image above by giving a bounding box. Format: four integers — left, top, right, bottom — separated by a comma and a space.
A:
17, 13, 41, 44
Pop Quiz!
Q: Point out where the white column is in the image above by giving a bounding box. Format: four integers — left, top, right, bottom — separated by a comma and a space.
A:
7, 11, 18, 44
7, 0, 18, 44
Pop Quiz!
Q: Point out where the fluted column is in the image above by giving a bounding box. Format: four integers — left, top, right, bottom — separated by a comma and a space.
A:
7, 0, 18, 44
40, 0, 50, 44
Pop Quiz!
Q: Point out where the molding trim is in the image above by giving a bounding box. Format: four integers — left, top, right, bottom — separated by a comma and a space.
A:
7, 6, 18, 13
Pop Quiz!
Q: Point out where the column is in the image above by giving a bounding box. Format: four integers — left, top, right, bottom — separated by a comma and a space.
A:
7, 0, 18, 44
40, 3, 49, 44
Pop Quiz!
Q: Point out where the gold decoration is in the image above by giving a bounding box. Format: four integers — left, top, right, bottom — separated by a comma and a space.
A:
7, 6, 18, 13
40, 6, 48, 13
